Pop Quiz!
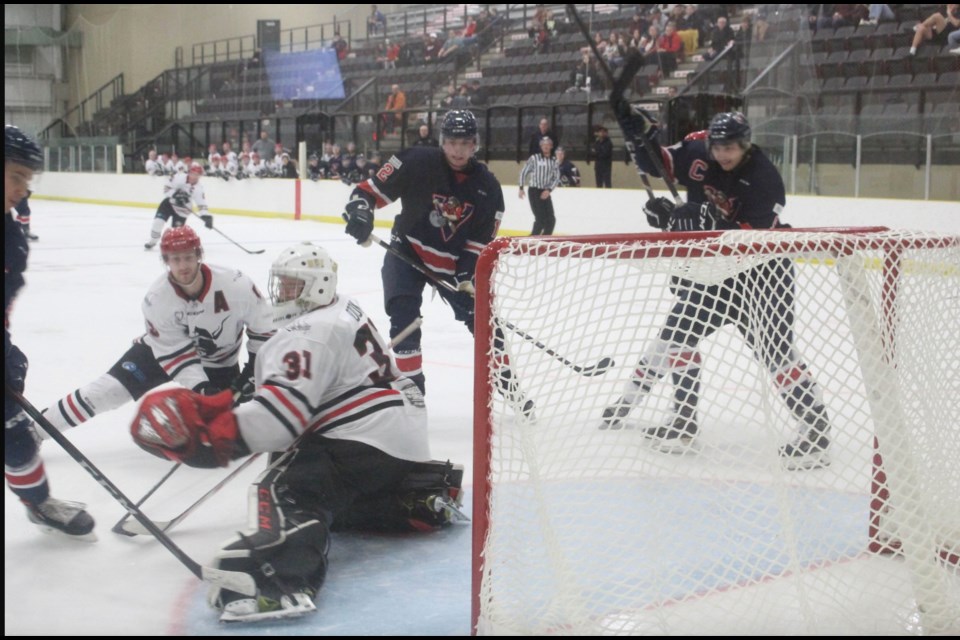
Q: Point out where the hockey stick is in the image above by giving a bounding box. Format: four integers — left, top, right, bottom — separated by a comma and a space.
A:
116, 452, 263, 536
192, 212, 265, 254
110, 462, 181, 534
366, 232, 614, 377
565, 4, 684, 204
6, 383, 256, 596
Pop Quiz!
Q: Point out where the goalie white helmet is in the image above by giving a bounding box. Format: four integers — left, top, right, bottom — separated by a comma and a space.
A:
269, 242, 338, 320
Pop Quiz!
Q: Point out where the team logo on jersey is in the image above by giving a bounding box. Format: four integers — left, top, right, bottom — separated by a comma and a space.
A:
703, 185, 737, 219
192, 318, 228, 358
429, 195, 474, 240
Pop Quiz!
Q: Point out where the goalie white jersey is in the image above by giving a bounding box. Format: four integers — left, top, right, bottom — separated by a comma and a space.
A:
141, 263, 275, 391
233, 296, 430, 462
163, 171, 209, 217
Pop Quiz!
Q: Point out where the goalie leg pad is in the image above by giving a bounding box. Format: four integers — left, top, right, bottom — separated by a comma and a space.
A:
209, 457, 330, 611
331, 460, 466, 533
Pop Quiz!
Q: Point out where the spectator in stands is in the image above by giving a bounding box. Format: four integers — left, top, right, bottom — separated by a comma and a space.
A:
704, 16, 735, 61
657, 21, 684, 75
582, 31, 608, 57
306, 154, 324, 181
640, 24, 661, 57
438, 28, 470, 61
735, 14, 754, 63
383, 84, 406, 134
908, 4, 960, 56
628, 9, 650, 39
863, 4, 896, 26
366, 152, 382, 179
440, 83, 458, 109
648, 7, 667, 32
754, 6, 770, 43
950, 24, 960, 53
567, 52, 598, 92
604, 31, 626, 72
342, 142, 358, 168
450, 84, 472, 107
468, 79, 487, 106
818, 5, 868, 30
555, 146, 581, 187
252, 131, 276, 162
377, 38, 400, 69
591, 125, 613, 188
413, 123, 438, 147
279, 153, 298, 179
423, 33, 444, 63
333, 32, 349, 61
529, 4, 550, 38
677, 4, 704, 57
367, 5, 386, 37
528, 117, 558, 158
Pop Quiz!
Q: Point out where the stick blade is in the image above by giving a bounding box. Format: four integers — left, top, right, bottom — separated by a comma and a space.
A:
202, 567, 258, 596
116, 517, 172, 537
580, 357, 615, 377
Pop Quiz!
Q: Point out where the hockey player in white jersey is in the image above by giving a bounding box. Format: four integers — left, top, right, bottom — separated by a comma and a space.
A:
144, 149, 165, 177
130, 242, 464, 623
40, 226, 275, 437
143, 164, 213, 249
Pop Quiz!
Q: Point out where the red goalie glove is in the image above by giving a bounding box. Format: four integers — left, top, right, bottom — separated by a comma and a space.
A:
131, 388, 249, 468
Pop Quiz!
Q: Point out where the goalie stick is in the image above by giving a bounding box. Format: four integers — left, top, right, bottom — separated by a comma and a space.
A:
116, 453, 263, 536
115, 317, 425, 537
6, 383, 256, 597
565, 4, 684, 204
367, 232, 615, 377
110, 462, 182, 534
191, 212, 265, 254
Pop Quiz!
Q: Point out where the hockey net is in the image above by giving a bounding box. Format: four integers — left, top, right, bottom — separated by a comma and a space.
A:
472, 228, 960, 635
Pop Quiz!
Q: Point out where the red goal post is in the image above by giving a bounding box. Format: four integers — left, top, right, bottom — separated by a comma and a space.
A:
472, 228, 959, 635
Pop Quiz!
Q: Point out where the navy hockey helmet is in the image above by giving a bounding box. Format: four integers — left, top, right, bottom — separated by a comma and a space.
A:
5, 125, 44, 172
440, 110, 479, 144
708, 112, 751, 148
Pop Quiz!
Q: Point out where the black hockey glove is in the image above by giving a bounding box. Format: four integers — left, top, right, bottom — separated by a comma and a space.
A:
192, 381, 221, 396
643, 197, 675, 230
668, 202, 720, 232
230, 356, 256, 406
6, 344, 29, 395
171, 190, 191, 207
343, 197, 374, 245
200, 212, 214, 229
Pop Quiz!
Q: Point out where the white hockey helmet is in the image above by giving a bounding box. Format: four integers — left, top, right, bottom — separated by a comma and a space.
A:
269, 242, 338, 318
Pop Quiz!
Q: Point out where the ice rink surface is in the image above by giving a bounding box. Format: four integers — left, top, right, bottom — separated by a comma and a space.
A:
4, 201, 476, 635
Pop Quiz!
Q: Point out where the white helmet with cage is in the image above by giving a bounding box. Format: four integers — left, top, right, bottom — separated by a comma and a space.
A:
269, 242, 338, 320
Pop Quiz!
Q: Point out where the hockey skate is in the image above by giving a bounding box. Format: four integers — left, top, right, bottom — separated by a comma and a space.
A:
497, 372, 536, 422
600, 396, 633, 430
22, 225, 38, 241
218, 588, 317, 624
144, 239, 158, 250
26, 497, 96, 541
642, 406, 699, 454
779, 414, 831, 470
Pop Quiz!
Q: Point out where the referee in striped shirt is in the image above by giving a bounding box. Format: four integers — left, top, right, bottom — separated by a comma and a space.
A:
518, 136, 561, 235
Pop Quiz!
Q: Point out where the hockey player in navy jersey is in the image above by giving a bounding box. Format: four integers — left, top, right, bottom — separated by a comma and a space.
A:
342, 109, 534, 417
5, 124, 96, 540
602, 111, 833, 470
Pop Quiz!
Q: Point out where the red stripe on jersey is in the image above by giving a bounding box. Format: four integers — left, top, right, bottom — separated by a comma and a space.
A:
407, 237, 457, 275
5, 458, 46, 489
464, 240, 486, 256
775, 365, 808, 390
263, 385, 307, 429
308, 389, 399, 431
357, 182, 391, 209
162, 350, 198, 374
65, 394, 88, 424
668, 351, 702, 369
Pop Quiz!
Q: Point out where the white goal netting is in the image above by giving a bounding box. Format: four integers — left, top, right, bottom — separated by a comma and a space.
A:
472, 228, 959, 635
